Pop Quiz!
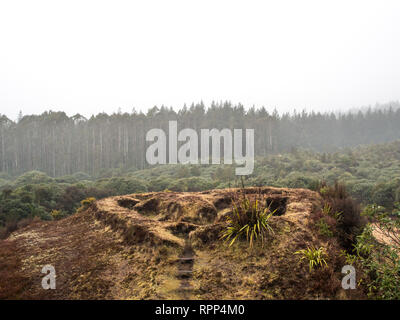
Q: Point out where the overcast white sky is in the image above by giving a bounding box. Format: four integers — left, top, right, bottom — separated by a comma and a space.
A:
0, 0, 399, 120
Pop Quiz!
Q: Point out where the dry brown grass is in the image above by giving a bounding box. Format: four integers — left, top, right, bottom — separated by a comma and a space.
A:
0, 186, 366, 300
0, 240, 32, 299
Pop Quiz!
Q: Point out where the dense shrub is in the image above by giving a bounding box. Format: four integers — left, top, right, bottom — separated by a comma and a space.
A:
169, 177, 214, 192
95, 177, 148, 195
354, 211, 400, 299
319, 182, 365, 251
371, 182, 398, 208
15, 171, 54, 186
78, 197, 96, 212
147, 176, 173, 192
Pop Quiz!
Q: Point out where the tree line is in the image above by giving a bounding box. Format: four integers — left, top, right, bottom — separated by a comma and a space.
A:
1, 101, 400, 177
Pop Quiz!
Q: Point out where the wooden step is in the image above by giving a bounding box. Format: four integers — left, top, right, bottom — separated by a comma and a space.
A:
178, 270, 193, 274
177, 270, 193, 278
178, 257, 194, 262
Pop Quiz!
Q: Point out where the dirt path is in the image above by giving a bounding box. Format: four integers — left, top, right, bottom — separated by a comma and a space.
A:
372, 222, 400, 247
97, 193, 200, 299
176, 239, 195, 299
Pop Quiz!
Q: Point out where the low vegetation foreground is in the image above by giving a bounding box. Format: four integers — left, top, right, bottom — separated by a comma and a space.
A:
3, 184, 394, 300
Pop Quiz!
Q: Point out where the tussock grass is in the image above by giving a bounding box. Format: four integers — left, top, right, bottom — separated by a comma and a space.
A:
220, 193, 275, 247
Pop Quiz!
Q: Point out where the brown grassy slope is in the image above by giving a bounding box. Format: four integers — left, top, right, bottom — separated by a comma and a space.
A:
0, 187, 363, 299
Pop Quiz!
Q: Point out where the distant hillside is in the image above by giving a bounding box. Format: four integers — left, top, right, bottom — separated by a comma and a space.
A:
1, 140, 400, 237
2, 102, 400, 177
